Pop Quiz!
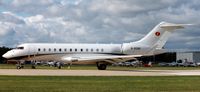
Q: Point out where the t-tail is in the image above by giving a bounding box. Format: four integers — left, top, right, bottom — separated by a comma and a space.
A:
122, 21, 192, 55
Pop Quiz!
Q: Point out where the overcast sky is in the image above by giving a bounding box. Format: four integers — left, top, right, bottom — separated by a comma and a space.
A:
0, 0, 199, 49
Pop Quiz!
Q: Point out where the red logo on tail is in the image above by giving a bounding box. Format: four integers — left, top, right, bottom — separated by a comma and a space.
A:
155, 32, 160, 36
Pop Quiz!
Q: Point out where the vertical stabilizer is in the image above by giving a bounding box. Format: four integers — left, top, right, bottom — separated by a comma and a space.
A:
137, 22, 191, 49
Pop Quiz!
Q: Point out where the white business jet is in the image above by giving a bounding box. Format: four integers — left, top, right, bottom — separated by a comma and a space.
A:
2, 22, 191, 70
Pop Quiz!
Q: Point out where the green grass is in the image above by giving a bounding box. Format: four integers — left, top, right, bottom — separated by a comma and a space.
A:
0, 76, 200, 92
0, 64, 200, 70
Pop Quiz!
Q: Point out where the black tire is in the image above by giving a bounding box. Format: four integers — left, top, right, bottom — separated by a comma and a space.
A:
58, 66, 61, 69
56, 62, 62, 69
31, 66, 36, 69
97, 64, 107, 70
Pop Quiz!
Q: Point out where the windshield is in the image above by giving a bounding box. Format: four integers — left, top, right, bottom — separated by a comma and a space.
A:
16, 47, 24, 50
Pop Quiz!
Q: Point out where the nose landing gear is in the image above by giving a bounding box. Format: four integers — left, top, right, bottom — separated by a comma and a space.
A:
16, 61, 24, 69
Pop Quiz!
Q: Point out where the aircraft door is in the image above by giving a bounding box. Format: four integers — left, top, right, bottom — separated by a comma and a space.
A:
28, 45, 37, 56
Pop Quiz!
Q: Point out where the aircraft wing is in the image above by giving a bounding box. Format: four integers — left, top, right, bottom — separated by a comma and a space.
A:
61, 54, 142, 64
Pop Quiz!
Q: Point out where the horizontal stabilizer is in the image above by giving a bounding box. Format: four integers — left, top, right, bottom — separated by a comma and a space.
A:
160, 22, 194, 29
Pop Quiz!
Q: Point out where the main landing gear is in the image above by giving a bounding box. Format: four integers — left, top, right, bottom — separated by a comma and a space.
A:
55, 62, 64, 69
96, 62, 107, 70
56, 62, 62, 69
31, 60, 36, 69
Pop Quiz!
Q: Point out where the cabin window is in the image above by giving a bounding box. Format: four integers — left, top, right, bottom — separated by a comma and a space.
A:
96, 49, 99, 52
131, 47, 134, 50
54, 48, 56, 52
91, 49, 93, 52
43, 48, 46, 52
38, 48, 41, 51
80, 49, 83, 52
86, 49, 88, 52
59, 48, 62, 52
75, 49, 77, 52
134, 47, 141, 50
49, 48, 51, 51
70, 48, 72, 52
64, 48, 67, 52
101, 49, 104, 52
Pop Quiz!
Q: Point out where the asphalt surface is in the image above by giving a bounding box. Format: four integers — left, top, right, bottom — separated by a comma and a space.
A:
0, 69, 200, 76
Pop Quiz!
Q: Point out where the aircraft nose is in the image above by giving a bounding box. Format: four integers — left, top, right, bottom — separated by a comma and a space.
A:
2, 53, 9, 59
2, 51, 13, 59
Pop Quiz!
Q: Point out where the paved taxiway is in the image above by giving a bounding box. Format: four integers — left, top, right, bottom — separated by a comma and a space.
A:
0, 69, 200, 76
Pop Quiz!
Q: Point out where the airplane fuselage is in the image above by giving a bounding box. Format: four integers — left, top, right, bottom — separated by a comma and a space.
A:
4, 42, 153, 62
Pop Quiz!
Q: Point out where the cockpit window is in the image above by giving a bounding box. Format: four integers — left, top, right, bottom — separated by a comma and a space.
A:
16, 47, 24, 49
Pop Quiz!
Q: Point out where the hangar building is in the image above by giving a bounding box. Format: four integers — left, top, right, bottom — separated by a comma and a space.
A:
140, 50, 200, 63
176, 51, 200, 63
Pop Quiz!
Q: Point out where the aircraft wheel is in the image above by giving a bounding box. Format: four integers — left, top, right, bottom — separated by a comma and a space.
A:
31, 65, 36, 69
58, 66, 62, 69
56, 62, 62, 69
16, 63, 24, 69
97, 63, 107, 70
16, 65, 23, 69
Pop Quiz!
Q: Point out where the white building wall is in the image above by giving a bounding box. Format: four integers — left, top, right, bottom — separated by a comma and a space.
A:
176, 52, 193, 62
193, 52, 200, 62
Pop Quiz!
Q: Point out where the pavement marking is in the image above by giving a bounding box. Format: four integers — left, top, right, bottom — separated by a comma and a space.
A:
167, 70, 200, 76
